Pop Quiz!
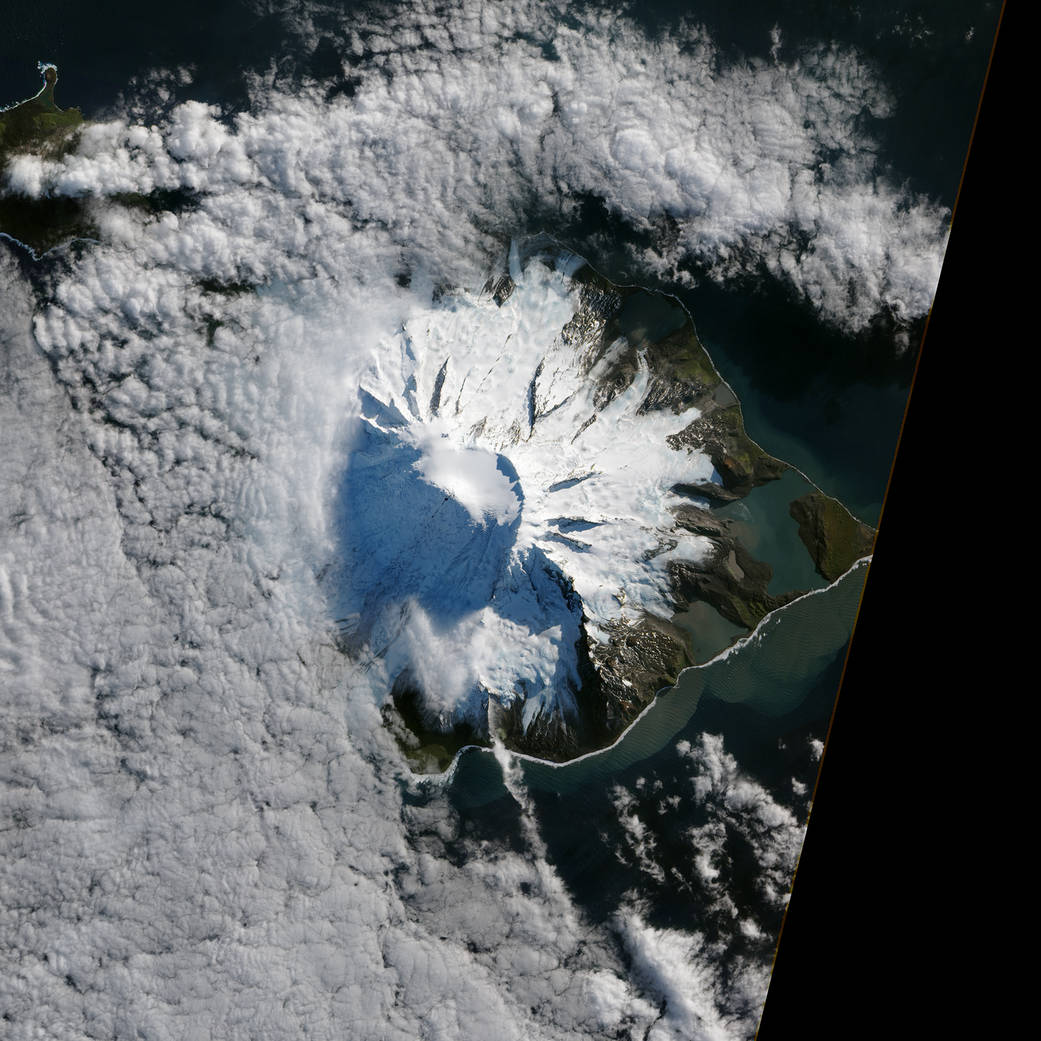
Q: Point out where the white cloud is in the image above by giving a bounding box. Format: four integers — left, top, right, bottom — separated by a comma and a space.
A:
679, 733, 806, 913
611, 784, 668, 884
6, 0, 947, 331
619, 910, 768, 1041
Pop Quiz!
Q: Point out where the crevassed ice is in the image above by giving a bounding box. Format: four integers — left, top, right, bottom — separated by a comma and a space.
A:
331, 254, 714, 729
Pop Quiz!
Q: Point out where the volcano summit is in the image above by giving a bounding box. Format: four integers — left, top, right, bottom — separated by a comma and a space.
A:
326, 245, 858, 766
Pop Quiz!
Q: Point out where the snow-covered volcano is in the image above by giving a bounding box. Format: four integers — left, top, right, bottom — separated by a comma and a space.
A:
329, 247, 725, 757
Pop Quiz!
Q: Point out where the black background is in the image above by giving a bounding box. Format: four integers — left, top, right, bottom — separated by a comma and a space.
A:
757, 7, 1010, 1037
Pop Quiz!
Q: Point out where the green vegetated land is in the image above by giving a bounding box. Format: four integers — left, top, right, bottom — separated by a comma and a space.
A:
0, 66, 90, 253
0, 67, 83, 156
789, 492, 877, 582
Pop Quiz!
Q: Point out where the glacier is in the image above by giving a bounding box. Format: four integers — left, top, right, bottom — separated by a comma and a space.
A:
328, 248, 720, 758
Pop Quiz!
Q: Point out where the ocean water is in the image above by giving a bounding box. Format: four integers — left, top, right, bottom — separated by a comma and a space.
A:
0, 3, 999, 1039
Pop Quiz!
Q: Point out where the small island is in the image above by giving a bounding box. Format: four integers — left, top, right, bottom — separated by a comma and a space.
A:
789, 492, 876, 582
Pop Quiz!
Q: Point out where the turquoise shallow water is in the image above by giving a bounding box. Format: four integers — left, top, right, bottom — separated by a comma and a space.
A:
714, 468, 831, 597
674, 600, 747, 664
442, 561, 868, 944
449, 559, 867, 803
670, 466, 834, 664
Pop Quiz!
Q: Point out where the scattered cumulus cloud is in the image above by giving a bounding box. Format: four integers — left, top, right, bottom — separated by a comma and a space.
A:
678, 733, 806, 912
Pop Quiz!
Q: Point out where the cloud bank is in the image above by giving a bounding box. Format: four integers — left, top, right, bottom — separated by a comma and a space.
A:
6, 0, 948, 331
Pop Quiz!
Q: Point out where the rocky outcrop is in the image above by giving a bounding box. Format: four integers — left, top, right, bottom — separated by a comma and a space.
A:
669, 504, 804, 629
487, 613, 694, 762
384, 681, 493, 774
